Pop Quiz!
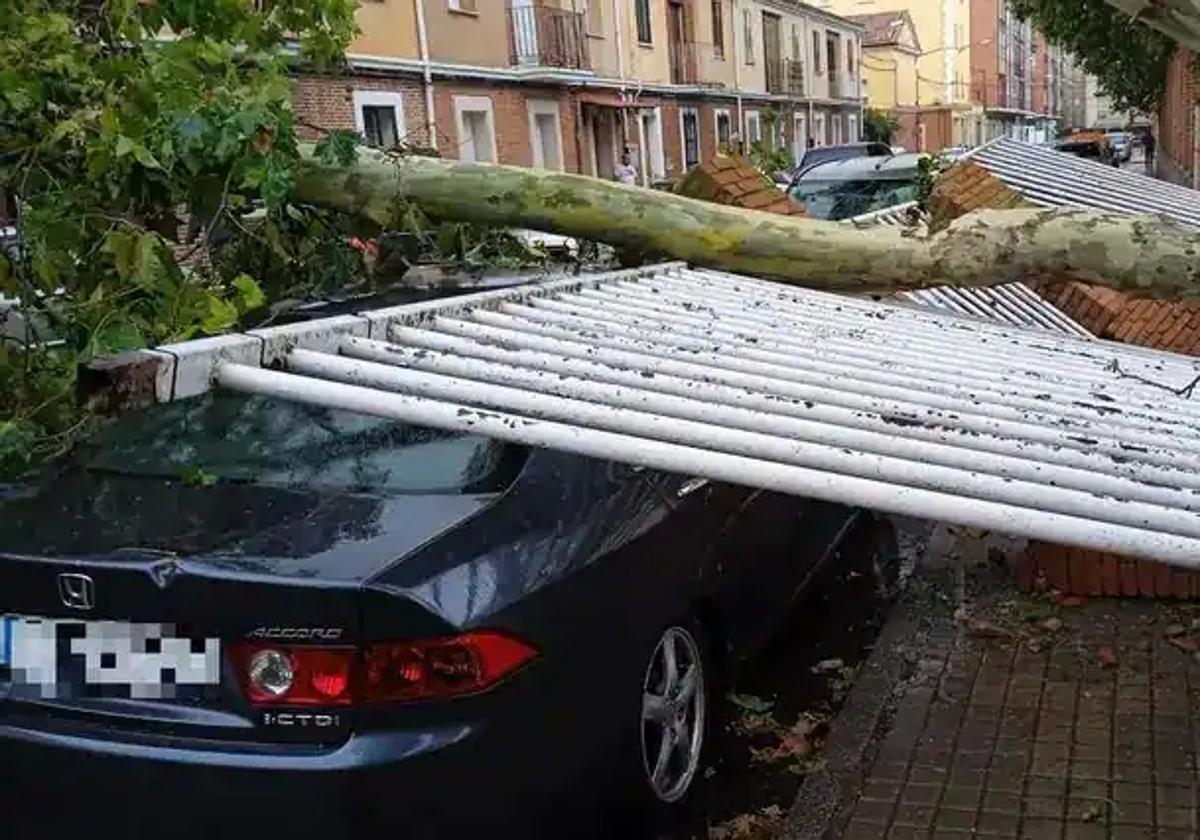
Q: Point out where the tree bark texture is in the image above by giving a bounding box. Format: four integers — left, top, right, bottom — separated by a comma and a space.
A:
294, 156, 1200, 298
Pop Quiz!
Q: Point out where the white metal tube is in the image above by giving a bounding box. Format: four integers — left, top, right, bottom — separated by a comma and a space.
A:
539, 289, 1200, 433
471, 308, 1200, 471
215, 362, 1200, 567
382, 325, 1200, 493
661, 270, 1200, 388
673, 266, 1200, 373
413, 0, 437, 150
333, 339, 1200, 514
417, 314, 1200, 486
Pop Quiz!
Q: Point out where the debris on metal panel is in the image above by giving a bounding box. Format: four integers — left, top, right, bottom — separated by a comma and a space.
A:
93, 263, 1200, 567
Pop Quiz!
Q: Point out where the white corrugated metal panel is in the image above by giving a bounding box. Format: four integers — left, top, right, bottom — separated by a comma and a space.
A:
897, 283, 1093, 338
845, 203, 1092, 338
965, 137, 1200, 228
136, 262, 1200, 567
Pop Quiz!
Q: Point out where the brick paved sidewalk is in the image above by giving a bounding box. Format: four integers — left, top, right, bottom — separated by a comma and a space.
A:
793, 525, 1200, 840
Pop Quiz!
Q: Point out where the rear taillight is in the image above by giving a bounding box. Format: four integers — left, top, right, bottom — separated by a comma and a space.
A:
232, 644, 356, 706
232, 632, 536, 707
362, 631, 537, 703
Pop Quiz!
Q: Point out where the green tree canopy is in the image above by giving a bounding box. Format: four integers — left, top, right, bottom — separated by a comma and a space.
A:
0, 0, 358, 472
1010, 0, 1176, 114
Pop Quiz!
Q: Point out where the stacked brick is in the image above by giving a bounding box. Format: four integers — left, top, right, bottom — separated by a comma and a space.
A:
1017, 541, 1200, 599
1034, 280, 1200, 357
676, 155, 806, 216
926, 161, 1031, 231
930, 160, 1197, 599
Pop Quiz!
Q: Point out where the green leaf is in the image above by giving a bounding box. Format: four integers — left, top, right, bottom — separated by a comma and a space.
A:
92, 318, 145, 354
133, 144, 162, 170
199, 294, 239, 334
728, 693, 775, 715
231, 273, 265, 311
135, 232, 165, 288
115, 135, 135, 158
180, 466, 218, 487
103, 231, 137, 279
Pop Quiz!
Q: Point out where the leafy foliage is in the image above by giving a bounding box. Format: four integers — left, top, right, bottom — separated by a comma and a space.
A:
862, 109, 900, 145
747, 109, 795, 178
1010, 0, 1175, 114
0, 0, 359, 477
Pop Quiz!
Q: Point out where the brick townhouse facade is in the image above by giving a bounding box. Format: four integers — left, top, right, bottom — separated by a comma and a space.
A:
292, 0, 866, 185
1157, 47, 1198, 188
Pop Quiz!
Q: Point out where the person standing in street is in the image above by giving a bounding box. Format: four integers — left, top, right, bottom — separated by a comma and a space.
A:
614, 150, 638, 186
1144, 131, 1156, 172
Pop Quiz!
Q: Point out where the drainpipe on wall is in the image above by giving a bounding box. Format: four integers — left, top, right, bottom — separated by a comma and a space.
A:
414, 0, 437, 150
732, 0, 743, 142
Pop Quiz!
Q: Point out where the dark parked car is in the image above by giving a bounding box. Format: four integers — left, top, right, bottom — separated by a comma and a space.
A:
789, 153, 926, 221
792, 141, 893, 177
0, 392, 893, 838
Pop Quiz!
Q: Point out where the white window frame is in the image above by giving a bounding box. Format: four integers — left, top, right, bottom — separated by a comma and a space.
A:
792, 112, 807, 160
679, 107, 701, 170
453, 95, 498, 163
847, 113, 859, 143
527, 99, 565, 171
714, 108, 732, 149
812, 112, 826, 147
745, 109, 762, 145
638, 106, 667, 184
352, 91, 406, 146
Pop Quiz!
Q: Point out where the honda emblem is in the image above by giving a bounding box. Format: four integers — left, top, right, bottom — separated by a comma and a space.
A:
57, 573, 95, 611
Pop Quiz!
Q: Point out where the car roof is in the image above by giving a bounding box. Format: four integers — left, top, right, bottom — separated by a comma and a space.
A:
798, 152, 926, 180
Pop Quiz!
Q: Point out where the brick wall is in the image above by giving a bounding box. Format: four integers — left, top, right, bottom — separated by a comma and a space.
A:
698, 105, 718, 165
431, 82, 581, 172
1018, 542, 1200, 599
293, 73, 430, 146
1159, 48, 1197, 186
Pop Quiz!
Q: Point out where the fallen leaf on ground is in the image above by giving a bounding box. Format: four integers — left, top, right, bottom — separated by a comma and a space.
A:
1079, 803, 1103, 823
1040, 617, 1063, 632
966, 618, 1014, 638
1059, 595, 1086, 608
1164, 623, 1187, 638
1026, 639, 1043, 653
1097, 645, 1118, 669
810, 658, 844, 675
709, 805, 786, 839
728, 693, 774, 715
1169, 636, 1200, 653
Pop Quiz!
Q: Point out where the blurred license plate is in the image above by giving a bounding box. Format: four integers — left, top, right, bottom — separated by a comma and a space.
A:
0, 615, 220, 699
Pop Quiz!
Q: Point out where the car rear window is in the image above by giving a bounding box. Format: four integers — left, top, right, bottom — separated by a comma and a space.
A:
76, 393, 526, 495
789, 178, 920, 221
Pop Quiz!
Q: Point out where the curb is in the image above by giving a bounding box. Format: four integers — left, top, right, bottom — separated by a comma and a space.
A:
782, 561, 958, 839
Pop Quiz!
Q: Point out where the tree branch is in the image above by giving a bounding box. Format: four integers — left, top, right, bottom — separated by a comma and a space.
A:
292, 156, 1200, 298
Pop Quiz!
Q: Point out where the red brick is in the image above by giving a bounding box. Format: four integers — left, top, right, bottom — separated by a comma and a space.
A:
1016, 552, 1035, 593
1039, 543, 1070, 593
1137, 560, 1158, 597
1119, 558, 1140, 597
1172, 570, 1192, 600
1155, 561, 1175, 597
1067, 548, 1089, 595
1100, 554, 1121, 597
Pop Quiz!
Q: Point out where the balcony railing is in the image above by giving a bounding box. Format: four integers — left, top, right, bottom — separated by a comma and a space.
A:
508, 6, 590, 70
765, 58, 805, 95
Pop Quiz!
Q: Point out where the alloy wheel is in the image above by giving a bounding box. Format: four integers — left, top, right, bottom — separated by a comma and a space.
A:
640, 625, 706, 803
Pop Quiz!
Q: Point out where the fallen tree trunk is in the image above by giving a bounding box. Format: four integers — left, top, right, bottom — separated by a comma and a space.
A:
294, 156, 1200, 297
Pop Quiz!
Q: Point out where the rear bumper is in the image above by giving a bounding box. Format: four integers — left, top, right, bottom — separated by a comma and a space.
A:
0, 714, 551, 838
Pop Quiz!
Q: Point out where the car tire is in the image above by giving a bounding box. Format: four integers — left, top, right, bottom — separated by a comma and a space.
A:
619, 619, 711, 830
